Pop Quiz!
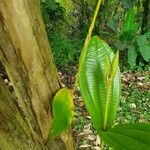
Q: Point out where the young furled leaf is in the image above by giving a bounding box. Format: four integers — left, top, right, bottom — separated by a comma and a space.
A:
49, 88, 74, 139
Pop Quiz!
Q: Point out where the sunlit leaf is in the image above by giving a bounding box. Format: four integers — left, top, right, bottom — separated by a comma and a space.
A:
49, 88, 74, 139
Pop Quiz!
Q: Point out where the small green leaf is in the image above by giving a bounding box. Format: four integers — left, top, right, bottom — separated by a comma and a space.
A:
127, 45, 137, 66
136, 35, 150, 62
100, 123, 150, 150
49, 88, 74, 139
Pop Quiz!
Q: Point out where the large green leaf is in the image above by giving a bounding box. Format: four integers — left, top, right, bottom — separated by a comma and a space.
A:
136, 35, 150, 62
100, 123, 150, 150
79, 36, 120, 132
49, 88, 74, 139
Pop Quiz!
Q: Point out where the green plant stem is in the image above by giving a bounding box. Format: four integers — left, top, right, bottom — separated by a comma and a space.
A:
84, 0, 102, 49
73, 0, 102, 93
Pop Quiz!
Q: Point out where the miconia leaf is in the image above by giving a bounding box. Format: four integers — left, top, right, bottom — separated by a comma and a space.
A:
49, 88, 74, 139
79, 36, 120, 132
100, 123, 150, 150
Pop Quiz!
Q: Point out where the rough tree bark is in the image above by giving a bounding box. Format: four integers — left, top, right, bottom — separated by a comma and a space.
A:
0, 0, 74, 149
0, 77, 44, 150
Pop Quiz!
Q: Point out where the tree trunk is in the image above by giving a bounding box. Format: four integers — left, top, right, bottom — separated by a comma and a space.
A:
0, 77, 44, 150
0, 0, 74, 149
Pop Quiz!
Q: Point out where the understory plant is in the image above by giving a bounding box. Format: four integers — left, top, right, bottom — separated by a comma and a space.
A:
78, 0, 150, 149
48, 0, 150, 149
120, 6, 150, 67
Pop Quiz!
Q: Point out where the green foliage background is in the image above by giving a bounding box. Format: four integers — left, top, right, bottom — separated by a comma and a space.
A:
41, 0, 150, 70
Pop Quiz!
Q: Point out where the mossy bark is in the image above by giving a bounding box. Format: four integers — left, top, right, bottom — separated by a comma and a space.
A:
0, 0, 74, 149
0, 77, 44, 150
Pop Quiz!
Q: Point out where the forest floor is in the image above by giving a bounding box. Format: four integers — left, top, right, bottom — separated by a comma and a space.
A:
60, 66, 150, 150
0, 66, 149, 150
